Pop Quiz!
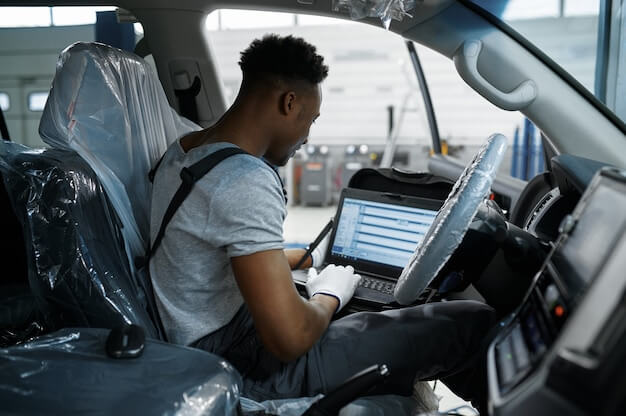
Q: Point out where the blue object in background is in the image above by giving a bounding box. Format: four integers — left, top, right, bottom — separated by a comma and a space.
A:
518, 119, 529, 179
511, 125, 520, 178
522, 118, 533, 180
511, 118, 545, 180
95, 11, 135, 52
528, 127, 544, 179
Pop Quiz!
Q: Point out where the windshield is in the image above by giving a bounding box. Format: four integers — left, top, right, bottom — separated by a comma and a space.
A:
465, 0, 625, 127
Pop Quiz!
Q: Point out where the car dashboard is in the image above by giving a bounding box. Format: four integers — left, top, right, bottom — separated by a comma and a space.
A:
487, 164, 626, 416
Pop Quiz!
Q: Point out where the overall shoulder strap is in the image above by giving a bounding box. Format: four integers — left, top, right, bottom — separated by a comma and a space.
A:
144, 147, 247, 264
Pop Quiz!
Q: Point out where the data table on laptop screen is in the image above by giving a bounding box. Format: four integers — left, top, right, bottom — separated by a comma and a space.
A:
331, 198, 438, 268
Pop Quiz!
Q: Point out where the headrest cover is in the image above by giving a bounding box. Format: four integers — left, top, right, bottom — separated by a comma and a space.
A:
39, 42, 199, 260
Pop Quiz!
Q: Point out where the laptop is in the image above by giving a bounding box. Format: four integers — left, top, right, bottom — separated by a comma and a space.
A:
293, 187, 443, 307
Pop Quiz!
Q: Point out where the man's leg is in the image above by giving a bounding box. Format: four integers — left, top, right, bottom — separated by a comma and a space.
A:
304, 300, 495, 400
199, 300, 494, 405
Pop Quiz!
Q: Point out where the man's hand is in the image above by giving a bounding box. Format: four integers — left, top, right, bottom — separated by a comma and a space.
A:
306, 265, 361, 313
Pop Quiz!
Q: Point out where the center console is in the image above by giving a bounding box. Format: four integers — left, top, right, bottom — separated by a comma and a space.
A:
488, 167, 626, 416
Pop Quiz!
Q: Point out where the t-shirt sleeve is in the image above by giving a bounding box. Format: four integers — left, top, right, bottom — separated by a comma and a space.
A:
206, 162, 286, 257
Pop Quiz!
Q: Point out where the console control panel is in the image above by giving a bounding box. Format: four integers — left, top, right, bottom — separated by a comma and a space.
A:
488, 168, 626, 416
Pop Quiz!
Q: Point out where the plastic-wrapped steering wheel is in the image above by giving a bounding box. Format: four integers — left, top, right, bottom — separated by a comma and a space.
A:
394, 134, 508, 305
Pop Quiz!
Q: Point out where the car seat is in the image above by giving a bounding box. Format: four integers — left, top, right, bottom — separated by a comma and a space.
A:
0, 327, 243, 415
0, 168, 36, 346
0, 143, 160, 338
38, 42, 199, 268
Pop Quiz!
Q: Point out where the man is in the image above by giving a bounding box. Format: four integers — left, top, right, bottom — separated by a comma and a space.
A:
150, 34, 494, 405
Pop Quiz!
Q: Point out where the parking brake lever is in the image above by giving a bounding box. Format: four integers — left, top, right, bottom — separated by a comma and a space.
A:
303, 364, 390, 416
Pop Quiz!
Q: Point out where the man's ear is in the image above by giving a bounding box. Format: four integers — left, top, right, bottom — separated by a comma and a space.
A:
280, 91, 297, 116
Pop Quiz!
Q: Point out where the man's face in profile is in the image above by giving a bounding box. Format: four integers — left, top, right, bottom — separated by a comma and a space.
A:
268, 84, 322, 166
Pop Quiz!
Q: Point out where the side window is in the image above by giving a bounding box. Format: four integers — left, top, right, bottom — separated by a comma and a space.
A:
464, 1, 605, 180
1, 5, 139, 148
406, 46, 525, 179
204, 10, 527, 206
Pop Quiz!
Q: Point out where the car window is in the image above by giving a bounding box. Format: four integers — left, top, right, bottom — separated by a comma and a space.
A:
0, 6, 143, 148
466, 0, 625, 127
469, 0, 600, 90
205, 9, 525, 188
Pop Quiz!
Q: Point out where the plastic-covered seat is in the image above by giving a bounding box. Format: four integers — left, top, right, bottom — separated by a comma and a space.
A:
39, 42, 199, 267
0, 142, 160, 338
0, 328, 242, 415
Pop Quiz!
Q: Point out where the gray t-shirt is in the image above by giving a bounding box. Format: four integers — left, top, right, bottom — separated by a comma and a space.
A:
149, 141, 286, 345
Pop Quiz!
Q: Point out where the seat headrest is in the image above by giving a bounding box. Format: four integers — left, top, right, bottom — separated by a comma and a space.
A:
39, 42, 199, 260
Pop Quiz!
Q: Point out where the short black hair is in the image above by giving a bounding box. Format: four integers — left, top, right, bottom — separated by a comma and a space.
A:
239, 34, 328, 86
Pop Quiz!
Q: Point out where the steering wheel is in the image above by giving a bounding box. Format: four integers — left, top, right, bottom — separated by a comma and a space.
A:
394, 134, 508, 305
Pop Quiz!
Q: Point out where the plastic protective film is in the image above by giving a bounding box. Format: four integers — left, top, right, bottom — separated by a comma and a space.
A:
0, 328, 242, 415
38, 42, 199, 267
241, 393, 420, 415
394, 134, 507, 304
332, 0, 416, 29
0, 141, 158, 338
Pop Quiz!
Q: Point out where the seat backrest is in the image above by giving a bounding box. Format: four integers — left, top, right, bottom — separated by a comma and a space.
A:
0, 171, 28, 288
0, 142, 159, 338
39, 42, 199, 266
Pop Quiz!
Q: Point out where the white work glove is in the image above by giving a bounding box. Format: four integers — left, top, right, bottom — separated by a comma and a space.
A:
306, 264, 361, 313
310, 232, 331, 268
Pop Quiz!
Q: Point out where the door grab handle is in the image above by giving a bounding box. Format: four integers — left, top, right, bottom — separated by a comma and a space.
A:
454, 40, 537, 111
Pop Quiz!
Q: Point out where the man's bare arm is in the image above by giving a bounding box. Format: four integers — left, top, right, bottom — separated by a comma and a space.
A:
231, 249, 336, 362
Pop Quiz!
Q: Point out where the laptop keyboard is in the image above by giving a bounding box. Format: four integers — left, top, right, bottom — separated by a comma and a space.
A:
359, 276, 395, 295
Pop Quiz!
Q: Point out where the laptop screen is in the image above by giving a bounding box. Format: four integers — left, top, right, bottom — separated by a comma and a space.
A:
326, 188, 443, 278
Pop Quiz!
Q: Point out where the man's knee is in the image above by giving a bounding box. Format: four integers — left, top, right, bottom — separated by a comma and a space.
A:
395, 300, 496, 363
421, 300, 495, 331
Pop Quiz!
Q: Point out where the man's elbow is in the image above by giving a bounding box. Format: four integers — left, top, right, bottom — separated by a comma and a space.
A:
254, 305, 328, 362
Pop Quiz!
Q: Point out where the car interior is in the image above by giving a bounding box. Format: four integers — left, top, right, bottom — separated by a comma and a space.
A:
0, 0, 625, 415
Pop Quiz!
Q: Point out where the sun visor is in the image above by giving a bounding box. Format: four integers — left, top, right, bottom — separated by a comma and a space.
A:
332, 0, 416, 29
38, 42, 200, 263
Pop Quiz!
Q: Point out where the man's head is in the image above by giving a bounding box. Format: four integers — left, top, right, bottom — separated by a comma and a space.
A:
238, 34, 328, 166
